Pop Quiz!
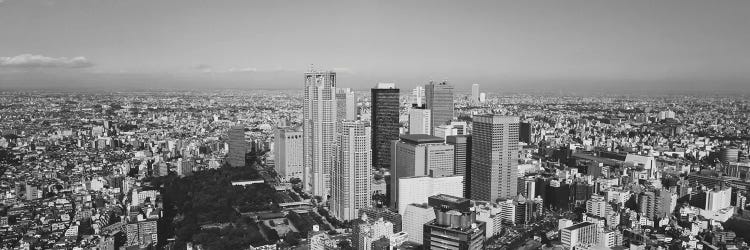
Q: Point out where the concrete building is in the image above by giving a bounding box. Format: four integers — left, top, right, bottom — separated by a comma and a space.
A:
706, 186, 732, 212
303, 71, 338, 196
331, 120, 372, 221
354, 215, 394, 250
425, 81, 454, 135
408, 108, 431, 135
391, 134, 455, 210
433, 121, 468, 141
227, 126, 246, 167
423, 194, 486, 250
586, 195, 611, 218
371, 83, 400, 171
446, 135, 471, 197
561, 222, 598, 249
471, 84, 480, 104
274, 127, 303, 181
336, 87, 356, 122
397, 175, 463, 215
402, 203, 434, 244
471, 115, 519, 202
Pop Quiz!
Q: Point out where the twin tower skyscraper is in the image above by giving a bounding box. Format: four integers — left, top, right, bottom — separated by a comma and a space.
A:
303, 71, 393, 220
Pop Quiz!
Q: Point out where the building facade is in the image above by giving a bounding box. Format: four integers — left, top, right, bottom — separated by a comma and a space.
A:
303, 71, 338, 196
471, 115, 519, 202
371, 83, 400, 171
331, 120, 372, 221
425, 81, 454, 135
274, 127, 304, 181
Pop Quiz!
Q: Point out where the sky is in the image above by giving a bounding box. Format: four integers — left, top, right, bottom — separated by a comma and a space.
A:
0, 0, 748, 92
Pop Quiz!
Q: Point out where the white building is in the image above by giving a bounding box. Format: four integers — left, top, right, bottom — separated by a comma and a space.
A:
331, 121, 372, 221
274, 128, 304, 181
561, 222, 598, 249
303, 71, 338, 196
397, 175, 463, 215
402, 203, 434, 244
408, 109, 431, 135
706, 186, 732, 212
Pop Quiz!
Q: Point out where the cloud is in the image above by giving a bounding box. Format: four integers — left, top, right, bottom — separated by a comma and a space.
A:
226, 67, 257, 73
0, 54, 93, 68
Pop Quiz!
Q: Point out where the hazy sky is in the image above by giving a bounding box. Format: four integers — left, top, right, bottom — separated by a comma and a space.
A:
0, 0, 748, 92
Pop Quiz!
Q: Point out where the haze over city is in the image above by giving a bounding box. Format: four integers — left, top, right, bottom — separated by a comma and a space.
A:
1, 0, 749, 92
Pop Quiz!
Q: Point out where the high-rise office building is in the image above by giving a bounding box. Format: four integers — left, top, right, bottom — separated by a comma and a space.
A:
371, 83, 400, 171
336, 88, 357, 121
471, 115, 519, 202
331, 120, 372, 221
423, 194, 486, 250
471, 84, 480, 104
227, 126, 246, 167
274, 127, 304, 181
303, 71, 338, 196
446, 135, 471, 197
411, 85, 425, 107
391, 134, 455, 210
519, 122, 533, 144
408, 108, 431, 135
425, 81, 454, 135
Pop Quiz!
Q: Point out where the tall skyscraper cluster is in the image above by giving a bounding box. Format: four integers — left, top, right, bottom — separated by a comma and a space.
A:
299, 71, 407, 222
296, 70, 526, 248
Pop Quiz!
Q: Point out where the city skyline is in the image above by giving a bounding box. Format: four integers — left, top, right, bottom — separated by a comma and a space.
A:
3, 1, 750, 249
1, 0, 749, 92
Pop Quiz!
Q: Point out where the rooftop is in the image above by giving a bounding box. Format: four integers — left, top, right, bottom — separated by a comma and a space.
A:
399, 134, 444, 144
564, 222, 594, 231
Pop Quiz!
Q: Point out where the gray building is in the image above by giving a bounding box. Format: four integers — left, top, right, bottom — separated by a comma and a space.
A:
303, 71, 337, 196
390, 134, 454, 210
471, 115, 519, 202
371, 83, 400, 170
447, 135, 471, 198
227, 126, 246, 167
425, 81, 454, 135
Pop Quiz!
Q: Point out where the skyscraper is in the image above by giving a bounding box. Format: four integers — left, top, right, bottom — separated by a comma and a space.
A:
447, 135, 471, 197
227, 126, 246, 167
519, 122, 533, 144
471, 84, 480, 104
471, 115, 519, 202
331, 120, 372, 221
425, 81, 454, 135
336, 87, 357, 122
303, 71, 337, 196
371, 83, 400, 170
408, 108, 431, 135
411, 85, 425, 107
390, 134, 454, 210
274, 127, 304, 181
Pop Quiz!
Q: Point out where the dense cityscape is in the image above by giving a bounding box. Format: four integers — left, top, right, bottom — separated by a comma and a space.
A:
2, 0, 750, 249
0, 78, 749, 249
